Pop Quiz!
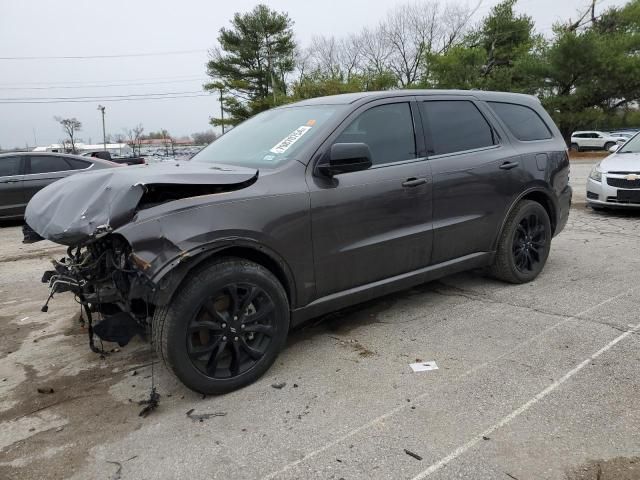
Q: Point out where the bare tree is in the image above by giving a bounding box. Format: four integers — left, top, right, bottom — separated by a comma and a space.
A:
133, 124, 144, 156
54, 117, 82, 153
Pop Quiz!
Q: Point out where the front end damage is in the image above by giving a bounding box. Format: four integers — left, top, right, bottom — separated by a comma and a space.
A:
26, 162, 260, 351
41, 235, 152, 350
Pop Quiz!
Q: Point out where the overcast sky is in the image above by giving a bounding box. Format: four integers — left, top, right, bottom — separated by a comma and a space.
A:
0, 0, 628, 148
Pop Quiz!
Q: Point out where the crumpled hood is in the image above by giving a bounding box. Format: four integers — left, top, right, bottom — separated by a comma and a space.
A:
601, 152, 640, 172
25, 162, 258, 245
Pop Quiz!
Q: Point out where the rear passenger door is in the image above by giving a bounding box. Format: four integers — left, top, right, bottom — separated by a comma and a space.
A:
0, 155, 26, 218
419, 97, 522, 264
23, 155, 78, 203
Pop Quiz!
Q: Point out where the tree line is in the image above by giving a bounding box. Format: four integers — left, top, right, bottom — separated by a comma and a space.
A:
206, 0, 640, 142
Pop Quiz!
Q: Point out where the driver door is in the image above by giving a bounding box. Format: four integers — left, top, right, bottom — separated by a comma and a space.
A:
308, 99, 433, 298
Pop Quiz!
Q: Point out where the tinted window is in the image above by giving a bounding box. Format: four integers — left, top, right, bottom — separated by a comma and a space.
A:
30, 155, 71, 174
335, 103, 416, 165
65, 158, 91, 169
0, 156, 20, 177
488, 102, 552, 141
421, 101, 495, 155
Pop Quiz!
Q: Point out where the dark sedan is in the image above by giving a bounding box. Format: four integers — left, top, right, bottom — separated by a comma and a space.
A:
0, 151, 119, 219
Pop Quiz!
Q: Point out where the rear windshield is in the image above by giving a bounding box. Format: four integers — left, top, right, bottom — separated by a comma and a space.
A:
488, 102, 552, 141
192, 105, 346, 169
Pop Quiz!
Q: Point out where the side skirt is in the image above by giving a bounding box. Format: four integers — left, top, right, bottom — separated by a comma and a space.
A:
290, 251, 494, 327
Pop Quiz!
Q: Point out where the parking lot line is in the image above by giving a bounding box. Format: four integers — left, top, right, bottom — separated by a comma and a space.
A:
411, 318, 640, 479
263, 289, 633, 480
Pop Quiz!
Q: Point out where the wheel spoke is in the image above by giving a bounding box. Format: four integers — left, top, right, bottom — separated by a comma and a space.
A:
243, 324, 274, 336
240, 338, 264, 361
188, 320, 222, 334
243, 301, 274, 324
206, 339, 227, 374
238, 286, 259, 322
229, 341, 241, 376
202, 299, 226, 323
225, 284, 241, 317
187, 340, 218, 358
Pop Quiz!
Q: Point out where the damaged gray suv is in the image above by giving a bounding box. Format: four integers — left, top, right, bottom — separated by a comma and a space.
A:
25, 90, 571, 394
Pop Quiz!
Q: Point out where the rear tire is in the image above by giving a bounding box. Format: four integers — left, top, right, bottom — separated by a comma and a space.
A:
153, 258, 289, 394
489, 200, 552, 284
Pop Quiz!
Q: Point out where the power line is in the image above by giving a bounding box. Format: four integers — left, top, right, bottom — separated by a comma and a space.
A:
0, 74, 206, 86
0, 78, 209, 90
0, 49, 208, 60
0, 94, 211, 104
1, 90, 206, 101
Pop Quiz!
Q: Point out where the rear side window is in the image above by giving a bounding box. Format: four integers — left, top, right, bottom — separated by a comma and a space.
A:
0, 156, 20, 177
488, 102, 552, 141
336, 102, 416, 166
65, 158, 91, 169
421, 101, 495, 156
29, 156, 72, 174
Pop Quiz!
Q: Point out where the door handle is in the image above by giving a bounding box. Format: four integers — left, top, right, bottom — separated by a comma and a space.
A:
499, 161, 519, 170
402, 177, 428, 188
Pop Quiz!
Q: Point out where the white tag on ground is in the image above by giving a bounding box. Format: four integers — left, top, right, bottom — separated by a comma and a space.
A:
409, 361, 438, 372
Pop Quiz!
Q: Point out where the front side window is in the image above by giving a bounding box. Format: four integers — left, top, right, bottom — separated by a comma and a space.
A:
0, 156, 20, 177
488, 102, 552, 141
192, 105, 346, 169
335, 103, 416, 166
421, 101, 495, 156
29, 156, 71, 174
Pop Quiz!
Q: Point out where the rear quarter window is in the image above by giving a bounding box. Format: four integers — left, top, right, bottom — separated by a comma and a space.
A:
0, 156, 20, 177
65, 158, 91, 169
488, 102, 552, 141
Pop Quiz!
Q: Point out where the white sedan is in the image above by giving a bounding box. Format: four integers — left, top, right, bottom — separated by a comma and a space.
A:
586, 136, 640, 209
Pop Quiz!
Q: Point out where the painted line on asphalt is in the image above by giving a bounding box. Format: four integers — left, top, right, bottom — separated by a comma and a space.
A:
411, 318, 640, 479
263, 289, 634, 480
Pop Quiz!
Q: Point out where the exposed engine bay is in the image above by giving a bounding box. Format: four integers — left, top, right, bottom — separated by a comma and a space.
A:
41, 235, 153, 351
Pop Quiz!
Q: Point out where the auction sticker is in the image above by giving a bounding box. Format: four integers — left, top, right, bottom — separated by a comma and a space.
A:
270, 126, 312, 154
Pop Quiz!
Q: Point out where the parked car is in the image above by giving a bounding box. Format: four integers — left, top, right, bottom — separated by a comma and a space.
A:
570, 131, 627, 151
81, 150, 146, 165
0, 152, 119, 219
25, 90, 572, 394
608, 131, 636, 140
587, 134, 640, 209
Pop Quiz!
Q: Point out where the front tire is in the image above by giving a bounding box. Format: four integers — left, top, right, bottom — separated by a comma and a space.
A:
489, 200, 552, 284
570, 143, 580, 152
604, 142, 616, 151
153, 258, 289, 394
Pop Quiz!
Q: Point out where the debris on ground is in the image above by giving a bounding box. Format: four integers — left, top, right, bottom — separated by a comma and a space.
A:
186, 408, 227, 422
271, 382, 287, 389
409, 361, 439, 373
404, 449, 423, 461
106, 460, 122, 480
138, 387, 160, 417
37, 387, 54, 394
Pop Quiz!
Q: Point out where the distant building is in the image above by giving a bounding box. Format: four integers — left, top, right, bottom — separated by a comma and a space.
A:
33, 142, 132, 156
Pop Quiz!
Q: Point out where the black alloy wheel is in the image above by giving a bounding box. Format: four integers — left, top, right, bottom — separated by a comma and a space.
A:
153, 258, 289, 394
489, 200, 552, 284
512, 213, 547, 273
187, 283, 275, 379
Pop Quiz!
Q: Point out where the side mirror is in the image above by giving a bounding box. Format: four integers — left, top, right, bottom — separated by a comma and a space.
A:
317, 143, 372, 177
609, 144, 620, 153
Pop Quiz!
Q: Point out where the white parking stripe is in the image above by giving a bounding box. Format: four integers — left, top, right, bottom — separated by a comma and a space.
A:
411, 319, 640, 479
263, 290, 634, 480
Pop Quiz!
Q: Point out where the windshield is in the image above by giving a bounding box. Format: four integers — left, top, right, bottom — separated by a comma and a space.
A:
191, 105, 345, 168
618, 133, 640, 153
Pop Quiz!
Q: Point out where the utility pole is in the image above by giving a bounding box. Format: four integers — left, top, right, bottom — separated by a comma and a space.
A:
219, 87, 225, 135
97, 105, 106, 151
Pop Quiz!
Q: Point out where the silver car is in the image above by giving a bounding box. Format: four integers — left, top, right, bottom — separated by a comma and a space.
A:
586, 134, 640, 209
0, 152, 119, 219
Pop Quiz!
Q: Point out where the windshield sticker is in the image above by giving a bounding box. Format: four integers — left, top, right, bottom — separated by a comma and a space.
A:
262, 154, 277, 162
306, 119, 316, 126
270, 126, 312, 154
